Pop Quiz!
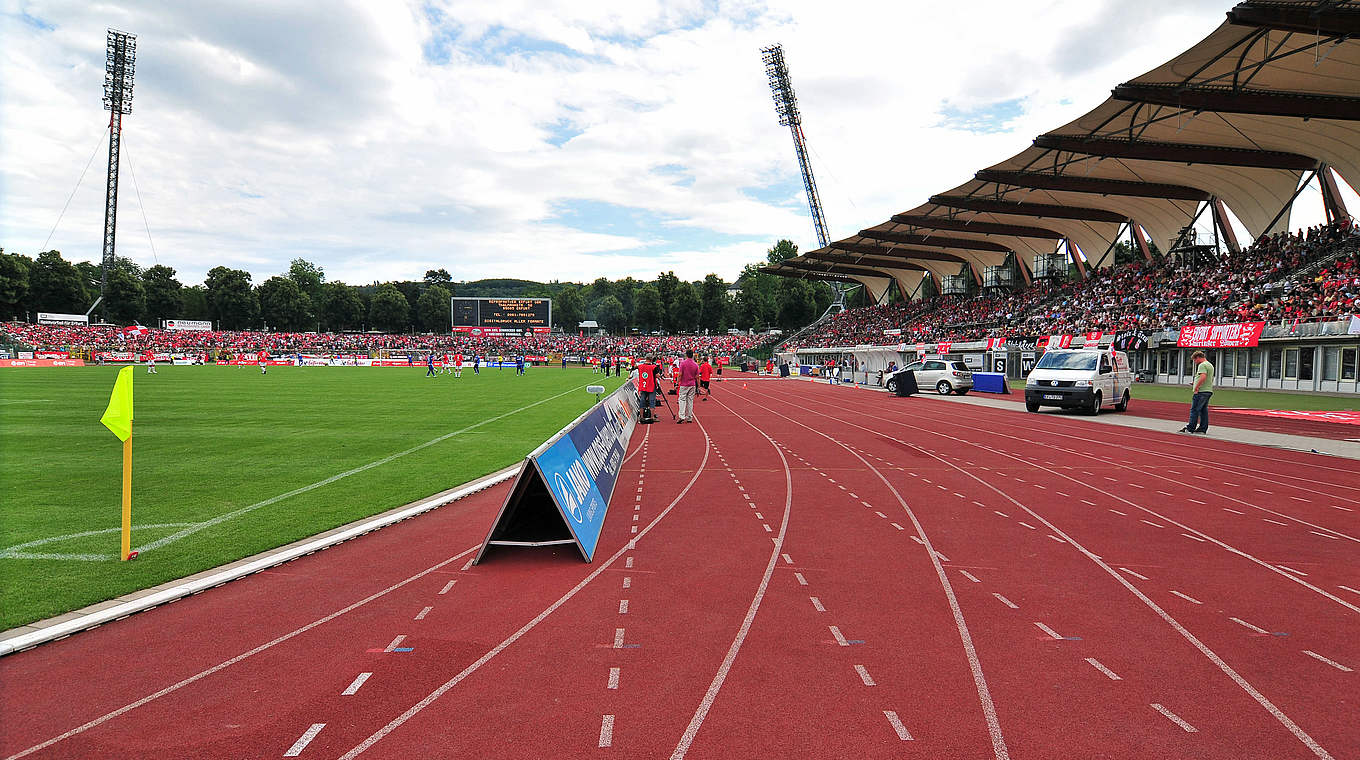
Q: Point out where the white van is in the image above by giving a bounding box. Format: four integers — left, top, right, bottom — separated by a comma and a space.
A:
1024, 349, 1132, 415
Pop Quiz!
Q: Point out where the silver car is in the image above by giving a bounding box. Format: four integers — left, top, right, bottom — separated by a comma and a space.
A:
886, 359, 973, 395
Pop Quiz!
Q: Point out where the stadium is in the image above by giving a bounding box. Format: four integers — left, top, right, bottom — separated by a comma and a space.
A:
2, 2, 1358, 759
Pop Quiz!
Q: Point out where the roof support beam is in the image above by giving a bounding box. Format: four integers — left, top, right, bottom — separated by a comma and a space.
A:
828, 241, 966, 262
803, 252, 928, 271
888, 214, 1064, 239
762, 265, 857, 284
777, 261, 899, 281
1226, 2, 1360, 37
1112, 82, 1360, 121
856, 229, 1011, 252
1033, 134, 1319, 170
927, 195, 1128, 223
974, 169, 1211, 201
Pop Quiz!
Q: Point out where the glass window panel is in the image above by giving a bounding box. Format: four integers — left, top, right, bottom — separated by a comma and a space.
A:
1299, 348, 1314, 381
1250, 349, 1263, 379
1268, 349, 1282, 379
1284, 349, 1298, 379
1323, 348, 1339, 382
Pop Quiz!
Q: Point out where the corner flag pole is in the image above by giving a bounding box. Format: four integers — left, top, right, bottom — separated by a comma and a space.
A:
122, 433, 132, 560
100, 366, 135, 560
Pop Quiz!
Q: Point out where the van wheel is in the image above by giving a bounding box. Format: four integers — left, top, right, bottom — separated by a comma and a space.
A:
886, 379, 896, 393
936, 380, 952, 395
1115, 390, 1129, 412
1025, 400, 1040, 412
1088, 392, 1102, 416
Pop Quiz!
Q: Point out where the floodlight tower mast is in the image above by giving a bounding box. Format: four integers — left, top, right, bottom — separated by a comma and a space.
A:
99, 29, 137, 310
762, 44, 846, 311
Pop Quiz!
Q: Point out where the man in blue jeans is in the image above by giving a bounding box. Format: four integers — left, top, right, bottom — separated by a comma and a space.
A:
1179, 350, 1214, 434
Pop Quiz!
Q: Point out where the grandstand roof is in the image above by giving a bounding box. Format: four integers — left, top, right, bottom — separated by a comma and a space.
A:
768, 0, 1360, 296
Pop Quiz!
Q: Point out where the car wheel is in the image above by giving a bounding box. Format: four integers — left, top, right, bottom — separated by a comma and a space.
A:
1114, 390, 1129, 412
1025, 400, 1040, 412
886, 379, 896, 393
1088, 391, 1102, 416
936, 380, 952, 395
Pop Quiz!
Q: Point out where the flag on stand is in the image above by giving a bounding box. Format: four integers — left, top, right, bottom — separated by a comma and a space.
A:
100, 366, 136, 560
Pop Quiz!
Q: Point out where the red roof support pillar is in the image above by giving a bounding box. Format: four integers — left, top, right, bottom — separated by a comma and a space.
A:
1211, 199, 1241, 254
1067, 239, 1088, 278
1320, 166, 1351, 224
1131, 223, 1154, 263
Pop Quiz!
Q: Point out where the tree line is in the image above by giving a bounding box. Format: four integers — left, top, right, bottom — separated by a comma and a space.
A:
0, 239, 832, 334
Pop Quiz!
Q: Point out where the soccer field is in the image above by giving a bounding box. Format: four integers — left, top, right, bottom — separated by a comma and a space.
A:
0, 364, 626, 629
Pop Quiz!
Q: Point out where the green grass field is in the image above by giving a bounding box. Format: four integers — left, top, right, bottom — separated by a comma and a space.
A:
0, 365, 625, 630
1129, 383, 1358, 410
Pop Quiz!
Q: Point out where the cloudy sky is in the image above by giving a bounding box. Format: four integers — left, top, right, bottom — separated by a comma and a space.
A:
0, 0, 1340, 287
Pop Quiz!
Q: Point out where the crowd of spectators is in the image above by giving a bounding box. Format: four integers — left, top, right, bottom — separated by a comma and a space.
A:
0, 323, 766, 359
784, 220, 1359, 348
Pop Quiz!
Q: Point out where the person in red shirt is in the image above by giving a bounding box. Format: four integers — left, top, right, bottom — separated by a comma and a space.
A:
257, 349, 270, 375
676, 350, 700, 423
765, 358, 774, 375
698, 355, 713, 400
144, 349, 157, 374
635, 356, 659, 423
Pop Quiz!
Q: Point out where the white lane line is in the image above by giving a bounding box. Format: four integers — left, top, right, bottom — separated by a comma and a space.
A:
1109, 509, 1127, 516
285, 724, 326, 756
607, 667, 621, 689
753, 512, 764, 519
1128, 483, 1144, 489
994, 510, 1009, 518
1303, 650, 1353, 672
1046, 535, 1065, 544
1169, 591, 1203, 605
1255, 489, 1272, 494
955, 491, 968, 498
875, 511, 888, 519
910, 535, 924, 546
973, 501, 986, 508
598, 715, 615, 748
883, 710, 913, 741
1150, 704, 1198, 733
1292, 496, 1311, 503
437, 580, 456, 595
849, 492, 858, 498
1081, 500, 1097, 506
992, 593, 1018, 609
891, 522, 905, 530
631, 525, 638, 534
1017, 521, 1037, 530
1222, 507, 1244, 514
1157, 490, 1175, 497
810, 596, 826, 612
1230, 617, 1269, 635
622, 577, 631, 589
618, 599, 629, 614
959, 570, 981, 583
1056, 491, 1069, 497
794, 572, 808, 586
414, 606, 432, 621
854, 664, 876, 686
829, 625, 850, 646
383, 635, 406, 653
1140, 520, 1165, 528
1187, 498, 1205, 505
1182, 533, 1207, 542
1034, 622, 1063, 640
782, 554, 793, 565
1333, 505, 1353, 512
1311, 531, 1340, 540
1117, 567, 1149, 581
342, 673, 373, 696
934, 550, 951, 562
1085, 658, 1121, 680
625, 556, 634, 569
632, 514, 639, 521
861, 501, 873, 508
1277, 565, 1309, 576
461, 557, 474, 571
613, 628, 626, 648
1263, 519, 1289, 526
1033, 485, 1047, 491
1339, 585, 1360, 597
762, 524, 772, 532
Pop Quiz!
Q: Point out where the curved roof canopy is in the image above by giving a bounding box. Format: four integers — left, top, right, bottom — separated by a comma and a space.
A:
771, 0, 1360, 296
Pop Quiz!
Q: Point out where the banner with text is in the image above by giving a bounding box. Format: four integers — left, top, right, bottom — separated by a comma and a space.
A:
1177, 322, 1265, 348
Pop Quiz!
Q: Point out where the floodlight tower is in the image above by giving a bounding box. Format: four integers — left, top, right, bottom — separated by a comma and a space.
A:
100, 29, 137, 308
761, 44, 829, 250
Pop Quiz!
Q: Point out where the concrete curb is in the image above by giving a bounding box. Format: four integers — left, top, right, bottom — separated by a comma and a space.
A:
0, 464, 521, 657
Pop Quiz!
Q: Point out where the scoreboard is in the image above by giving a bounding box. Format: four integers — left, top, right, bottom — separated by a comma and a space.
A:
451, 297, 552, 335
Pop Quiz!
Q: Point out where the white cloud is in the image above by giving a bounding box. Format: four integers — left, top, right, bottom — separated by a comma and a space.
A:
2, 0, 1330, 291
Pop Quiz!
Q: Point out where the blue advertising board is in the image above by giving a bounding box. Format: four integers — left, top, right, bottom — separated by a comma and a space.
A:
476, 382, 639, 563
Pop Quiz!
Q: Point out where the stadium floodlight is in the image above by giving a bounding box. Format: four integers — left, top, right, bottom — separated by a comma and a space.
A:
761, 44, 827, 250
100, 29, 137, 310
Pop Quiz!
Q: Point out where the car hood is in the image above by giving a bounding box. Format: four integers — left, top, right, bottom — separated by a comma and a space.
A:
1027, 368, 1093, 383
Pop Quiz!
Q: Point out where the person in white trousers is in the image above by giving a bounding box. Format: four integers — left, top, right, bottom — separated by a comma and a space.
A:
676, 350, 700, 423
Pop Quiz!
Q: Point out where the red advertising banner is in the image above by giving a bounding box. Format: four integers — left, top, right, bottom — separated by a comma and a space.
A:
530, 327, 551, 334
1, 359, 86, 367
1047, 334, 1074, 350
1084, 331, 1103, 341
1177, 322, 1265, 348
936, 341, 952, 354
986, 337, 1007, 350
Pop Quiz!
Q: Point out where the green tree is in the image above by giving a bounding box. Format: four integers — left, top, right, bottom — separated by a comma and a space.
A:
596, 295, 627, 334
142, 265, 182, 324
766, 239, 798, 264
105, 264, 145, 324
669, 282, 701, 331
320, 282, 365, 331
369, 283, 409, 332
555, 284, 586, 330
180, 285, 210, 320
655, 271, 680, 323
632, 284, 665, 331
417, 285, 452, 332
258, 276, 313, 331
28, 251, 88, 313
734, 288, 770, 331
424, 269, 453, 289
0, 252, 32, 318
699, 274, 726, 332
287, 258, 325, 306
204, 266, 258, 329
775, 277, 817, 331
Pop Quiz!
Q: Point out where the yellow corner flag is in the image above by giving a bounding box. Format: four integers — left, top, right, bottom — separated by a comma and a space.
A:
100, 366, 136, 560
101, 366, 134, 441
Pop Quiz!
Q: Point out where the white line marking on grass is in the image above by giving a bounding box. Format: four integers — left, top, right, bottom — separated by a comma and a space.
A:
1151, 704, 1197, 733
342, 673, 372, 696
830, 626, 850, 646
810, 597, 826, 612
993, 593, 1018, 609
285, 724, 326, 756
1085, 658, 1121, 680
598, 715, 615, 747
959, 570, 981, 583
883, 711, 913, 740
1303, 650, 1352, 672
1034, 622, 1063, 640
133, 388, 589, 554
438, 580, 456, 595
1230, 617, 1269, 635
414, 606, 432, 620
1169, 591, 1203, 605
855, 664, 876, 686
608, 667, 620, 689
794, 572, 808, 586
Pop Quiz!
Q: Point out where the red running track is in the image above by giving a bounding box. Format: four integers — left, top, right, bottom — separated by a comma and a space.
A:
1, 378, 1357, 759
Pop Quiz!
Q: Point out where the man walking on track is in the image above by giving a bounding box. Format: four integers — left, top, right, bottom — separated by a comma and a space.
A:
676, 349, 700, 423
1180, 350, 1214, 434
257, 348, 270, 375
698, 355, 713, 400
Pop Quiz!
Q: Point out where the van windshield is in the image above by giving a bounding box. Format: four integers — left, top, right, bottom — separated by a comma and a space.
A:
1034, 352, 1098, 371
